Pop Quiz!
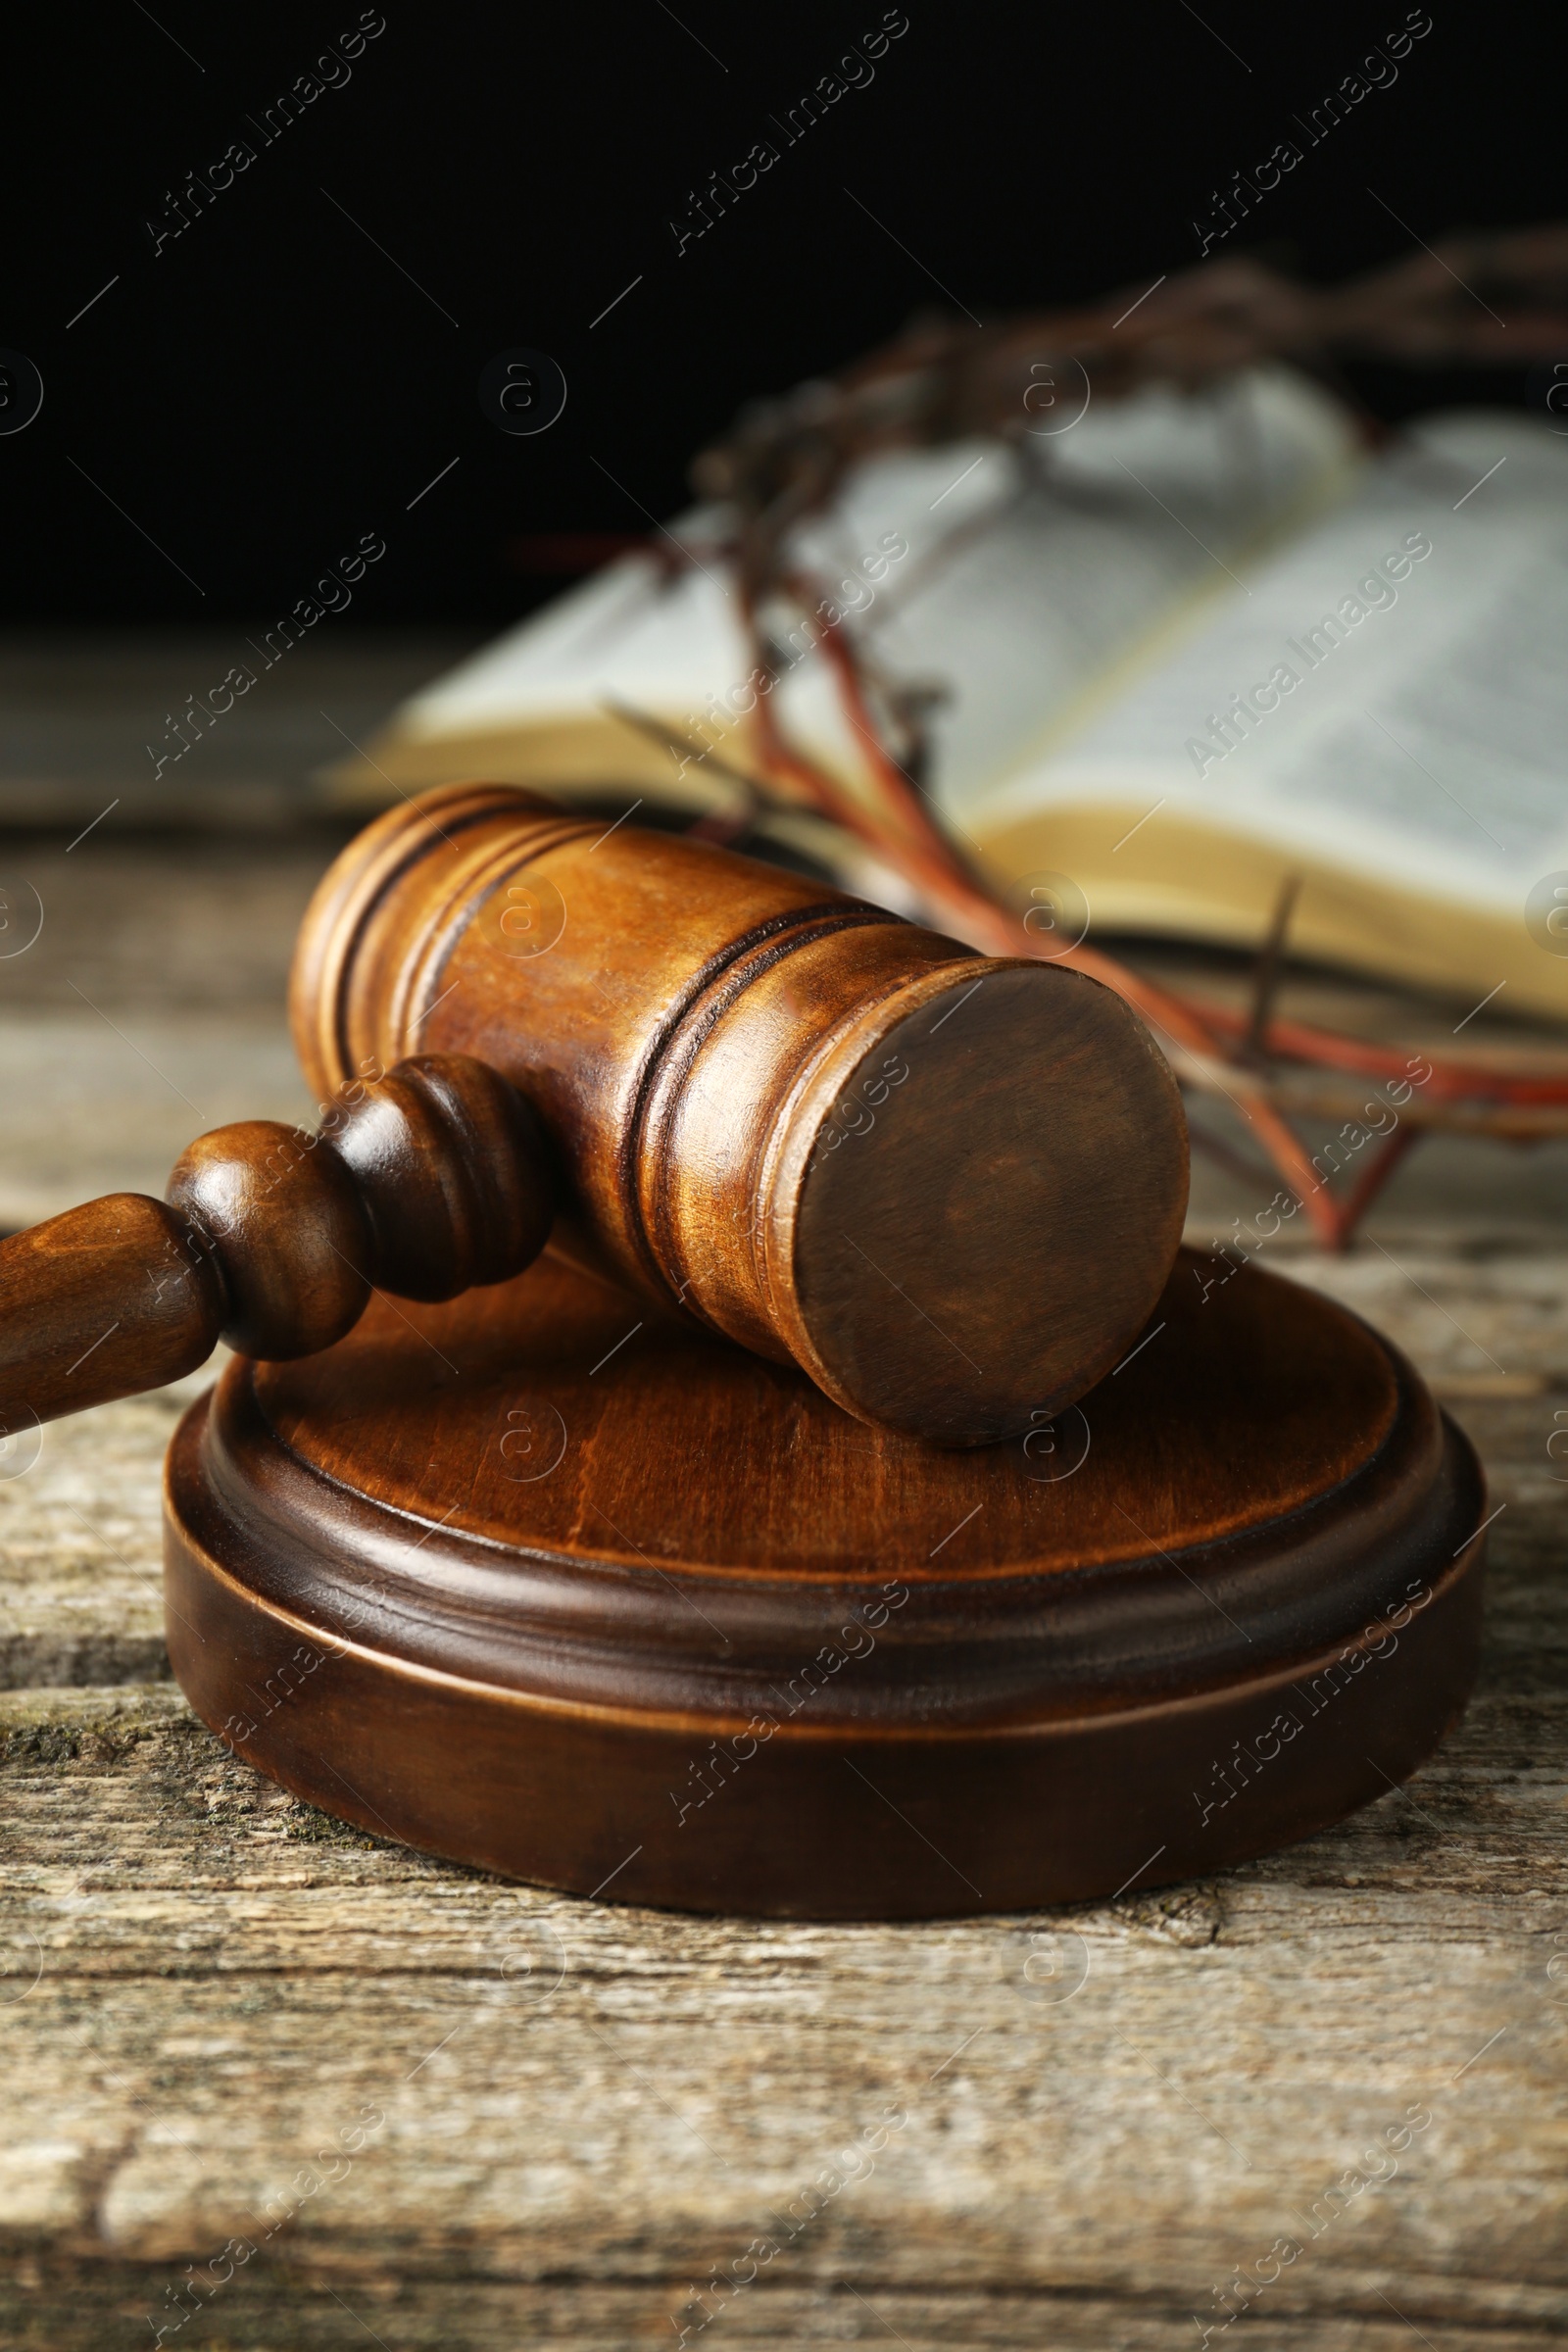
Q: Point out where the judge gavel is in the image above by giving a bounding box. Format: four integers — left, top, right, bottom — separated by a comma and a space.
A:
0, 784, 1187, 1446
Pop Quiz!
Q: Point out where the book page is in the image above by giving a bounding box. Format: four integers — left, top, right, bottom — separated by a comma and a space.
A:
388, 367, 1358, 799
970, 415, 1568, 910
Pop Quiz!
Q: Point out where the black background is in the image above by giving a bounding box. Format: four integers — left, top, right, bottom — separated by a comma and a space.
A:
3, 0, 1560, 625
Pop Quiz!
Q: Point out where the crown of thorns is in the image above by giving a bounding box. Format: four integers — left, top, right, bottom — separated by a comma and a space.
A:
616, 228, 1568, 1247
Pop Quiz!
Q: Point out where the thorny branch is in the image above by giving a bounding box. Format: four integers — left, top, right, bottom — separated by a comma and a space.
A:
655, 228, 1568, 1247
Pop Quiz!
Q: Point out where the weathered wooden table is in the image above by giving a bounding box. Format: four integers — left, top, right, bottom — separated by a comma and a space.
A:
2, 681, 1566, 2346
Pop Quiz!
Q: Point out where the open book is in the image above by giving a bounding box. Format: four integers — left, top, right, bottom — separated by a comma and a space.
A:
335, 368, 1568, 1017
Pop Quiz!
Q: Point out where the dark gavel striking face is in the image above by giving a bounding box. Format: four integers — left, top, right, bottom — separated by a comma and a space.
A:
289, 784, 1188, 1445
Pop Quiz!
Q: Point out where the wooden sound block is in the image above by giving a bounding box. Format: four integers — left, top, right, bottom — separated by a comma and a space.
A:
164, 1249, 1487, 1920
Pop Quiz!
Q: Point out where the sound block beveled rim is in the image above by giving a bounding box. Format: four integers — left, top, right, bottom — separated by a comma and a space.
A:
163, 1252, 1487, 1919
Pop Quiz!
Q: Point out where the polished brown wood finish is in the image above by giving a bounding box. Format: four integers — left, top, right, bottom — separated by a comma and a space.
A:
1, 787, 1187, 1447
167, 1118, 375, 1360
290, 783, 1190, 1445
164, 1248, 1486, 1918
0, 1193, 224, 1432
0, 1054, 552, 1428
7, 786, 1485, 1919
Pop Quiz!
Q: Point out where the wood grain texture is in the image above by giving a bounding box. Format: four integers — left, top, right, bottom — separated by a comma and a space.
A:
290, 783, 1189, 1442
0, 1280, 1563, 2343
3, 817, 1567, 2349
2, 1420, 1566, 2349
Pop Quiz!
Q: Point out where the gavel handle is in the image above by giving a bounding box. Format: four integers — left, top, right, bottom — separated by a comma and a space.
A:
0, 1055, 555, 1437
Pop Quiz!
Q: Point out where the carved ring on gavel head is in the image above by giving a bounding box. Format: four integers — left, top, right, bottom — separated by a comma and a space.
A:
289, 782, 1190, 1445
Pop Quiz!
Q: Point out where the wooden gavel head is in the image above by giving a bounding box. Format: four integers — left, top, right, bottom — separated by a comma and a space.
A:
286, 783, 1188, 1444
0, 784, 1187, 1448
